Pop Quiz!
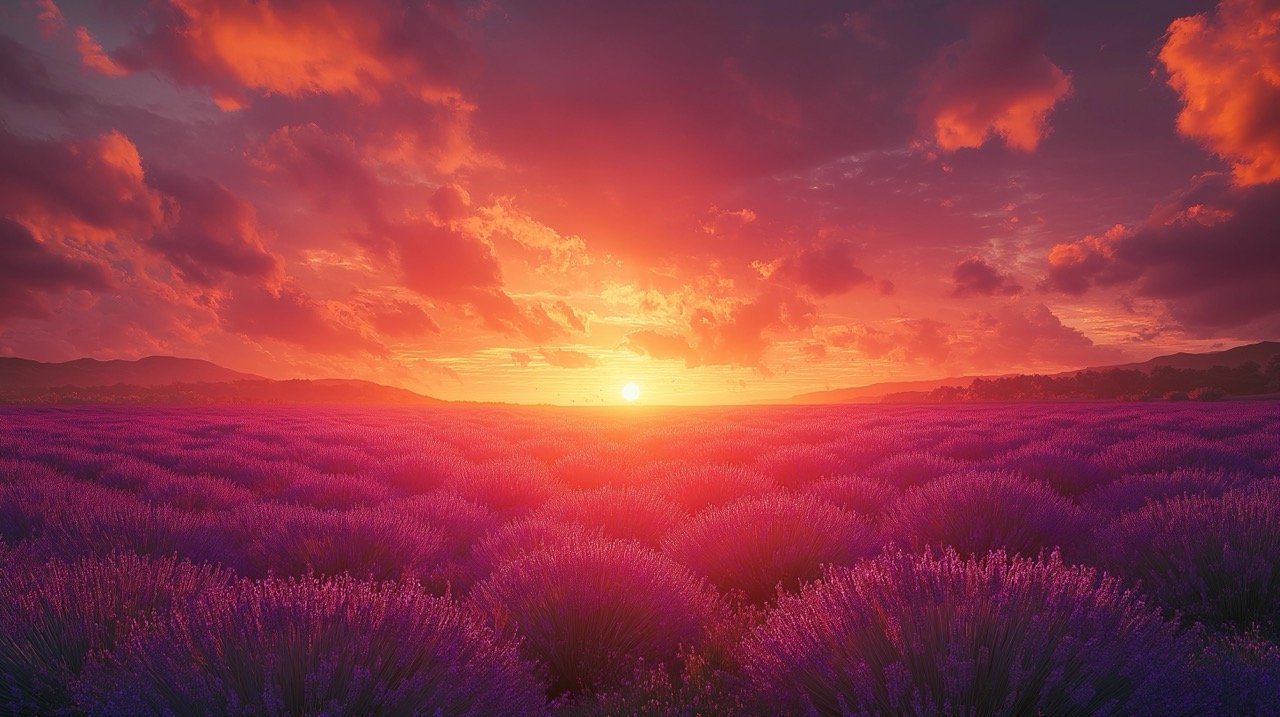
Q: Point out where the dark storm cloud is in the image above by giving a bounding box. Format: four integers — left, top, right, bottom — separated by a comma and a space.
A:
0, 218, 112, 320
951, 257, 1023, 297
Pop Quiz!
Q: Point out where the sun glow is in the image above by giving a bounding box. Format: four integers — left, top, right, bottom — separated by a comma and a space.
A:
620, 382, 641, 402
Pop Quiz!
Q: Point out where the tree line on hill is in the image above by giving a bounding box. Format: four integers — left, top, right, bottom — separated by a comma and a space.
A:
884, 358, 1280, 403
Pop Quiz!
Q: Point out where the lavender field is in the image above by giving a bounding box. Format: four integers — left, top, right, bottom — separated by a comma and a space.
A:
2, 403, 1278, 715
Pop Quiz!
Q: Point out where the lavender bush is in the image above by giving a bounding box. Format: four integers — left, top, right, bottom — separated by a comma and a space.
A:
77, 576, 547, 716
534, 486, 684, 546
0, 553, 230, 715
471, 537, 721, 697
882, 470, 1086, 559
643, 462, 776, 514
662, 492, 880, 604
743, 549, 1198, 716
1100, 489, 1280, 636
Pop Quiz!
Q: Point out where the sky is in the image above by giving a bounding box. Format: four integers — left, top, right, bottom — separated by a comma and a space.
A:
1, 0, 1278, 405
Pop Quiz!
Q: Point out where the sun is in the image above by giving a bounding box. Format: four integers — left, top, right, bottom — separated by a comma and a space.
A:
620, 382, 641, 402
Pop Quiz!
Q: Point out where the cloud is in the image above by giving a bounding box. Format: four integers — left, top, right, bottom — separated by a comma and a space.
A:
951, 256, 1023, 297
147, 170, 279, 286
621, 330, 700, 366
0, 128, 277, 290
539, 348, 597, 369
824, 304, 1116, 370
1159, 0, 1280, 185
552, 301, 587, 332
252, 123, 385, 238
34, 0, 66, 38
825, 318, 957, 365
464, 198, 591, 275
1042, 224, 1129, 296
428, 184, 471, 223
510, 351, 532, 367
700, 206, 757, 237
252, 122, 554, 339
919, 0, 1070, 151
111, 0, 467, 109
466, 291, 570, 343
0, 35, 78, 109
0, 127, 166, 241
219, 282, 382, 355
824, 322, 901, 360
0, 218, 112, 320
355, 296, 439, 337
395, 221, 503, 301
74, 26, 126, 77
782, 241, 873, 296
966, 304, 1121, 369
1042, 175, 1280, 333
624, 287, 816, 371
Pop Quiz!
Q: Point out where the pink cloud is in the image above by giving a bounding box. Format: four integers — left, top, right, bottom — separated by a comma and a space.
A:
966, 304, 1120, 369
74, 26, 126, 77
0, 218, 111, 320
219, 282, 383, 356
951, 256, 1023, 297
147, 170, 279, 286
354, 295, 440, 337
0, 127, 166, 241
34, 0, 65, 39
782, 241, 873, 296
395, 221, 503, 301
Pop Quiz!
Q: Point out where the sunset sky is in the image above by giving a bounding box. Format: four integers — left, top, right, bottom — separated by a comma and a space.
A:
1, 0, 1278, 404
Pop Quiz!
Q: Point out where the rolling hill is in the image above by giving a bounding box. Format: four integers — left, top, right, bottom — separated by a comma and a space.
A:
0, 356, 264, 390
0, 356, 440, 405
783, 341, 1280, 404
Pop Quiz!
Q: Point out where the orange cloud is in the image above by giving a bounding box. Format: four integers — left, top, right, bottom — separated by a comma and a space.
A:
0, 128, 166, 242
354, 294, 439, 337
219, 282, 383, 356
1042, 176, 1280, 333
74, 27, 126, 77
539, 348, 597, 369
115, 0, 466, 108
1043, 225, 1126, 295
1159, 0, 1280, 185
920, 1, 1070, 151
623, 287, 816, 373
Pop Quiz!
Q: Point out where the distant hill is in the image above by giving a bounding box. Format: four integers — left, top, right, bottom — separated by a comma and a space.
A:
1076, 341, 1280, 374
782, 341, 1280, 404
782, 376, 984, 405
0, 356, 440, 405
0, 356, 263, 390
